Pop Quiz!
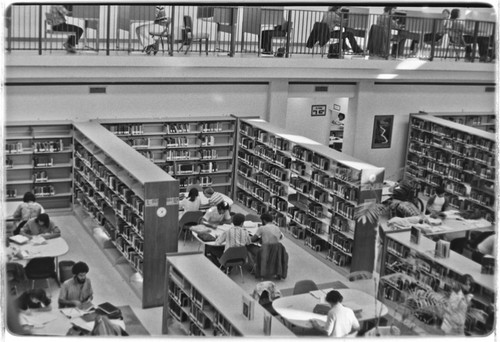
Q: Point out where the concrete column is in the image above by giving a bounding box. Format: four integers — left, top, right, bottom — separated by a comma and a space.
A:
267, 79, 289, 125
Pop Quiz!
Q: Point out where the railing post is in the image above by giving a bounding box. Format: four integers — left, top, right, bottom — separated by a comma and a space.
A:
229, 7, 236, 57
106, 5, 111, 55
471, 21, 480, 63
285, 9, 292, 58
169, 6, 175, 56
429, 18, 437, 61
38, 5, 43, 55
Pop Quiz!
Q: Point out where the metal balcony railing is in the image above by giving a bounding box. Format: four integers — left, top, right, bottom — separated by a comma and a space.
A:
4, 4, 496, 63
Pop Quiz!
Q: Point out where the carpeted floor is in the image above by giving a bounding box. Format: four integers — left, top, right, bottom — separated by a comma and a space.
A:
119, 305, 149, 335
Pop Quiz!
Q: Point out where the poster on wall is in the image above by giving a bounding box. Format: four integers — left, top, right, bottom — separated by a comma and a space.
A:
371, 115, 394, 149
311, 105, 327, 116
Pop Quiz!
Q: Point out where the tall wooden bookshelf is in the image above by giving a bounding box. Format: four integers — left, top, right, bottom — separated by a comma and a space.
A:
162, 252, 294, 337
378, 229, 495, 335
5, 121, 73, 210
73, 121, 179, 308
99, 117, 236, 195
236, 118, 385, 275
405, 113, 496, 222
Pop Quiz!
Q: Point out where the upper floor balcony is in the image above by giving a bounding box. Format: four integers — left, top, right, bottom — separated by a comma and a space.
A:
4, 4, 496, 84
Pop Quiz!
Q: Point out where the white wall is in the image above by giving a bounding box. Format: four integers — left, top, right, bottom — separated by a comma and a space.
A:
5, 84, 268, 121
286, 97, 331, 145
348, 83, 496, 179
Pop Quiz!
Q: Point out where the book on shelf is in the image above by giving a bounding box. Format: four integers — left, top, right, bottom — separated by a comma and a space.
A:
6, 158, 13, 168
6, 142, 23, 153
33, 155, 53, 167
33, 171, 48, 183
481, 255, 495, 275
434, 240, 450, 258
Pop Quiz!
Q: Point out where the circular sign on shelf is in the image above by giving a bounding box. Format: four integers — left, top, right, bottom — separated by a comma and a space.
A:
156, 207, 167, 217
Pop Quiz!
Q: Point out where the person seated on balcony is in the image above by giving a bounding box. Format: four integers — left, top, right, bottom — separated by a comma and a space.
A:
49, 5, 84, 53
20, 213, 61, 240
409, 9, 451, 55
321, 6, 363, 54
447, 9, 473, 61
376, 6, 406, 58
260, 20, 290, 55
136, 5, 171, 55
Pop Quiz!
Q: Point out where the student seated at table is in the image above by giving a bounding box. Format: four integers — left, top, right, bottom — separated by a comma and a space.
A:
310, 290, 360, 337
426, 186, 449, 215
16, 288, 51, 312
179, 188, 201, 214
251, 212, 283, 245
186, 176, 204, 193
20, 213, 61, 240
12, 192, 45, 235
206, 213, 252, 267
203, 187, 233, 207
59, 261, 93, 309
201, 201, 232, 229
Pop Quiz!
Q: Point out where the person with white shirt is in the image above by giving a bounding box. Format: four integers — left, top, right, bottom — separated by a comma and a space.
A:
179, 188, 201, 216
426, 186, 449, 214
310, 290, 360, 337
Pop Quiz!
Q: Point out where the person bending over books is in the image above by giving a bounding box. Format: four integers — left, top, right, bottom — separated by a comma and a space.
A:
20, 213, 61, 240
16, 288, 51, 312
203, 187, 233, 207
59, 262, 93, 309
201, 201, 232, 229
12, 192, 45, 235
310, 290, 360, 337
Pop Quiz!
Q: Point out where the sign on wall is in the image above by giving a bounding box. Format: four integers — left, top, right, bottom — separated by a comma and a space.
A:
311, 105, 327, 116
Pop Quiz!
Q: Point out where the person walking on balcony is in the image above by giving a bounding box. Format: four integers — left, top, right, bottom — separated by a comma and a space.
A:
49, 5, 84, 53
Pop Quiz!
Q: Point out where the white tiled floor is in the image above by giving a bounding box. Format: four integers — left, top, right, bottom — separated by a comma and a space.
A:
9, 210, 378, 337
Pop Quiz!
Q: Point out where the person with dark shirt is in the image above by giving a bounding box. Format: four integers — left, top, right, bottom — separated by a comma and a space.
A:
59, 261, 93, 308
16, 288, 51, 311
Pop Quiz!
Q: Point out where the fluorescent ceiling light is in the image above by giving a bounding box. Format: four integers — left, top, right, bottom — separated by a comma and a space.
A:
377, 74, 398, 80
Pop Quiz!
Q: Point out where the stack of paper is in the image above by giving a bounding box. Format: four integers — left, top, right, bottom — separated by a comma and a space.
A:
9, 235, 29, 245
31, 235, 47, 245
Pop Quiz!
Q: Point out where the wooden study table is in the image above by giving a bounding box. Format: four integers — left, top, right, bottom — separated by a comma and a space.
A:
272, 288, 388, 329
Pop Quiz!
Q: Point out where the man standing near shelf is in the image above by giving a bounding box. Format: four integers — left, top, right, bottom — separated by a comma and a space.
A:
20, 213, 61, 240
59, 261, 93, 309
203, 187, 233, 207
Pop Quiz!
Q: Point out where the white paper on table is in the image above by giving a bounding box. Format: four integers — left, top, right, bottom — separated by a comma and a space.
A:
60, 307, 87, 318
243, 221, 258, 228
31, 235, 47, 245
19, 312, 58, 327
277, 308, 327, 327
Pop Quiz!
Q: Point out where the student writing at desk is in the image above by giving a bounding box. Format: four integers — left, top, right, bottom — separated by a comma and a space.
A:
426, 186, 449, 215
20, 213, 61, 240
201, 201, 232, 228
16, 288, 52, 312
59, 262, 93, 309
203, 187, 233, 207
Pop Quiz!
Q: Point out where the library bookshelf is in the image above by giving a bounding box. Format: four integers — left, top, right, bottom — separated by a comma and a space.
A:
405, 113, 496, 222
99, 117, 236, 196
162, 252, 294, 336
5, 121, 73, 210
432, 112, 496, 133
236, 118, 385, 275
378, 229, 495, 335
73, 121, 178, 308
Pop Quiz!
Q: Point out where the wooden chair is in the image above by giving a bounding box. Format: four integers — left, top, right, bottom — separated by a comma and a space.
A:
116, 5, 156, 53
178, 15, 209, 55
148, 20, 172, 55
44, 13, 76, 53
443, 27, 468, 61
271, 21, 293, 57
219, 246, 248, 283
178, 210, 204, 245
292, 279, 318, 295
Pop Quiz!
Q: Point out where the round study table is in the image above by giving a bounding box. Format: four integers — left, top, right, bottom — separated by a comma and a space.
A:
7, 237, 69, 269
272, 288, 388, 329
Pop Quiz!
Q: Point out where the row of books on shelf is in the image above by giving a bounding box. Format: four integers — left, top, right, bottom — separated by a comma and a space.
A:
164, 149, 220, 160
270, 197, 287, 212
253, 173, 287, 197
179, 176, 212, 188
328, 232, 353, 254
411, 119, 495, 151
240, 181, 271, 203
332, 198, 355, 220
6, 142, 23, 153
115, 236, 144, 273
107, 124, 144, 135
326, 248, 351, 267
33, 171, 48, 182
236, 191, 267, 214
254, 144, 292, 168
330, 215, 355, 235
33, 185, 56, 197
118, 221, 144, 253
33, 140, 66, 152
305, 235, 323, 252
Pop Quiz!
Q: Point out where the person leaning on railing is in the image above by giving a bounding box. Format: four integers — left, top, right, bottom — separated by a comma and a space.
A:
49, 5, 84, 53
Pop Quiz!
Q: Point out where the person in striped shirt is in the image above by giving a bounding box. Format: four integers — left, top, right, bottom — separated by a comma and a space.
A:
215, 213, 251, 251
203, 187, 233, 207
